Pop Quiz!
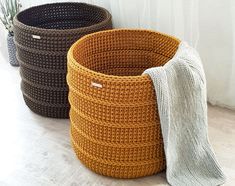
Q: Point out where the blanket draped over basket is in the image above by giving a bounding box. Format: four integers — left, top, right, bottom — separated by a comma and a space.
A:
143, 42, 226, 186
13, 3, 112, 118
67, 29, 226, 182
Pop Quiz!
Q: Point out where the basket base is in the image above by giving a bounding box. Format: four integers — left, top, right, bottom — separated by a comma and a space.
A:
71, 140, 166, 179
23, 95, 69, 118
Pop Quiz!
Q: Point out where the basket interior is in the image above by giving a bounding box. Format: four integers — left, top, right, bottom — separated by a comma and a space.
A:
17, 3, 109, 29
73, 30, 180, 76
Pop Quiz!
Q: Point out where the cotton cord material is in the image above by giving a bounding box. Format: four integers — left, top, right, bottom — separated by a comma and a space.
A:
67, 29, 181, 178
143, 42, 226, 186
14, 2, 112, 118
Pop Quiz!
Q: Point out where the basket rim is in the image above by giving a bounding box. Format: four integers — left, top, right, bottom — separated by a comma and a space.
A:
68, 29, 180, 81
13, 2, 112, 35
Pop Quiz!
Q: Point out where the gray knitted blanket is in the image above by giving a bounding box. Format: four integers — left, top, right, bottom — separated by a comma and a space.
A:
143, 42, 226, 186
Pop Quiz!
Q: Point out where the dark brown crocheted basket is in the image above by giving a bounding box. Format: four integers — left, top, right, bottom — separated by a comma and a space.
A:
13, 3, 112, 118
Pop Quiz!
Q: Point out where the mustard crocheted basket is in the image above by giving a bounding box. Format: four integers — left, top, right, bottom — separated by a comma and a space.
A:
67, 29, 180, 178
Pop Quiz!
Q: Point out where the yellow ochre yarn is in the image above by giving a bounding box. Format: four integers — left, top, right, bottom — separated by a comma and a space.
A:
67, 29, 180, 178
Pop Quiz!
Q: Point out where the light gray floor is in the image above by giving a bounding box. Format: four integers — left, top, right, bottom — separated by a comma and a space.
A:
0, 54, 234, 186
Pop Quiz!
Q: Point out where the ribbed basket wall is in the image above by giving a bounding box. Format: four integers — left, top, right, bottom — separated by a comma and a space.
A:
14, 3, 112, 118
67, 29, 180, 178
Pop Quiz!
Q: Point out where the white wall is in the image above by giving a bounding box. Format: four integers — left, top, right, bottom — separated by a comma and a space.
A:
197, 0, 235, 109
0, 24, 8, 62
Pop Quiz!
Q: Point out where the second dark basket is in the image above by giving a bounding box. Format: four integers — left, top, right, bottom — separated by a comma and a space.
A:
14, 3, 112, 118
